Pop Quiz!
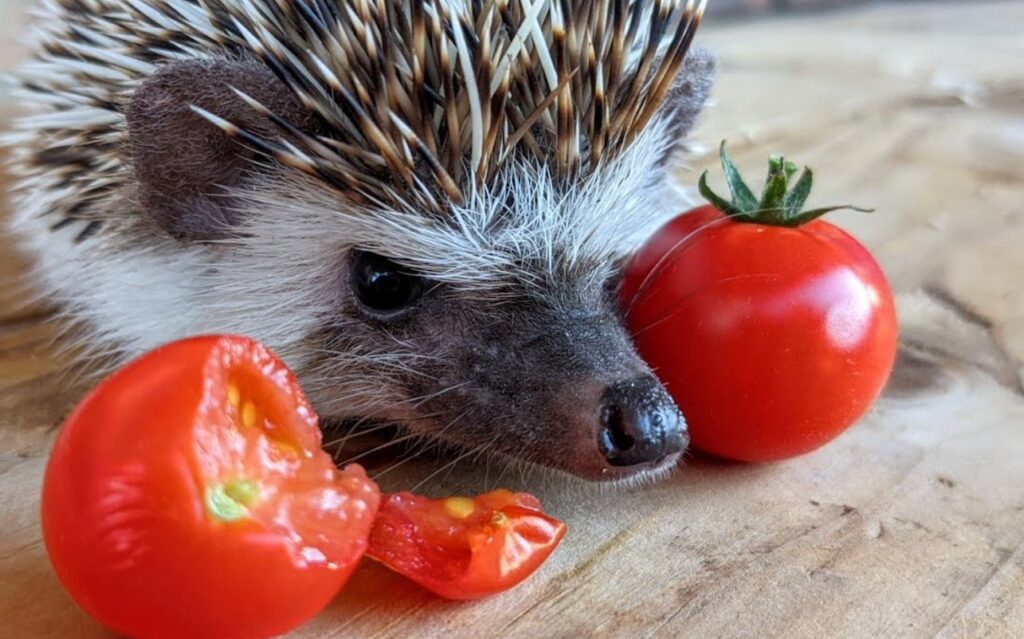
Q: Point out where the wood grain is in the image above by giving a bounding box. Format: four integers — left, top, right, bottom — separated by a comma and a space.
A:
1, 2, 1023, 638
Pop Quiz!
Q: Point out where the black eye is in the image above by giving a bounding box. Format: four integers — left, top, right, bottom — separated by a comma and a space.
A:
350, 250, 424, 317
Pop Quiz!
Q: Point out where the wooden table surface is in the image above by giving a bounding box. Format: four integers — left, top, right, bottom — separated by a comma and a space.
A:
2, 2, 1023, 637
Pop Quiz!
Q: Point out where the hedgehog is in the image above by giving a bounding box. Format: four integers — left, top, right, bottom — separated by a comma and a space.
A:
6, 0, 715, 484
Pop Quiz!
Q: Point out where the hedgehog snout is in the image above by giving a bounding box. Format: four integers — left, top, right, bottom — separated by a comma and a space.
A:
384, 286, 691, 483
598, 376, 688, 468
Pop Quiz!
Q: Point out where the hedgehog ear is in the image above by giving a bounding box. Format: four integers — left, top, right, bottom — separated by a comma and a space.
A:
656, 47, 717, 166
126, 59, 313, 242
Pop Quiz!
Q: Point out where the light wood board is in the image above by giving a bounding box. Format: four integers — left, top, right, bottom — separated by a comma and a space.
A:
1, 2, 1023, 637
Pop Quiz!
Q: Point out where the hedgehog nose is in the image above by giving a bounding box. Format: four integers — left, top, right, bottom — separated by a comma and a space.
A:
597, 376, 687, 467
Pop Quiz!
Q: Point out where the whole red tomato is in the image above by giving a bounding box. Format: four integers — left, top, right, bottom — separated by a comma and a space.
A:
622, 145, 898, 461
42, 335, 380, 639
368, 489, 566, 600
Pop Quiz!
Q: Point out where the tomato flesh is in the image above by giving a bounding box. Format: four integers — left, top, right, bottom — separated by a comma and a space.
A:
367, 490, 566, 599
42, 335, 380, 639
622, 205, 898, 461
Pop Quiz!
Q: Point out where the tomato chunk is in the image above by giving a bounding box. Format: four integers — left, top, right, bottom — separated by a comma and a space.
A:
42, 336, 380, 639
367, 489, 566, 600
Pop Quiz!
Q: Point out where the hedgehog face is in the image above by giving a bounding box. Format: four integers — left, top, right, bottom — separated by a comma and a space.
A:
320, 246, 689, 481
275, 125, 703, 481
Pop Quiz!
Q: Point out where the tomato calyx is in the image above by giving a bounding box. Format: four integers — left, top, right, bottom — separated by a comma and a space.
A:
698, 140, 873, 227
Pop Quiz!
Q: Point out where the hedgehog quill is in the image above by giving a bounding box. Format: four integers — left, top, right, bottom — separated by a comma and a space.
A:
7, 0, 715, 483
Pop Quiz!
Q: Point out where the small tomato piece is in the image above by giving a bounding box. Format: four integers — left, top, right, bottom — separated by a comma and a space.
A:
367, 490, 566, 600
42, 335, 380, 639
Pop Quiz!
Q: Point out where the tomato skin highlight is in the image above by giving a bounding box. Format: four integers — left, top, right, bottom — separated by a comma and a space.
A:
622, 205, 898, 462
367, 490, 566, 600
42, 335, 380, 639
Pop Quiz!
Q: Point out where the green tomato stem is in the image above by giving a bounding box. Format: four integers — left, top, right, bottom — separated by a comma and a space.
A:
700, 141, 874, 227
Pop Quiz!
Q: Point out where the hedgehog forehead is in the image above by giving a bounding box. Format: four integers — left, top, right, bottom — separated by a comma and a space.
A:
445, 129, 674, 279
251, 122, 681, 302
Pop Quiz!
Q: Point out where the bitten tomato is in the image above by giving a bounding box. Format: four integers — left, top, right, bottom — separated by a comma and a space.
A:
42, 336, 380, 639
367, 490, 566, 600
622, 145, 898, 462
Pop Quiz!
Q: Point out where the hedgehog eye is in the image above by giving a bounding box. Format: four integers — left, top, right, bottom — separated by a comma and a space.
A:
350, 250, 424, 317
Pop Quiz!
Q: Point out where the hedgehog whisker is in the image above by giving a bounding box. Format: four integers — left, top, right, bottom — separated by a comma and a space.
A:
315, 381, 470, 452
409, 440, 492, 493
631, 273, 782, 338
370, 406, 474, 481
623, 209, 751, 314
321, 421, 399, 449
410, 381, 471, 408
333, 431, 421, 466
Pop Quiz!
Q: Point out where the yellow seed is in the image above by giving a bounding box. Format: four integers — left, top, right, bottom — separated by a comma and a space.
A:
444, 497, 475, 520
227, 383, 241, 408
224, 478, 260, 506
206, 479, 260, 522
241, 401, 257, 429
